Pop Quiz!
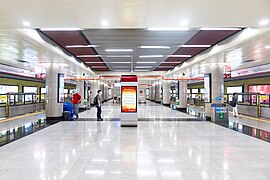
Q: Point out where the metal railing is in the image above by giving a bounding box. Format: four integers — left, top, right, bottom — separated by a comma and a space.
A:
187, 93, 205, 107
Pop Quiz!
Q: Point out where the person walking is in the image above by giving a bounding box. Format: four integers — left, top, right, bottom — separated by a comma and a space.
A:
72, 90, 81, 120
94, 90, 103, 121
230, 93, 239, 117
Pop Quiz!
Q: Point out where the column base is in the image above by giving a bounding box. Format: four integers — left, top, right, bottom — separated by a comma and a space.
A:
206, 116, 211, 121
177, 108, 187, 113
46, 116, 62, 124
162, 104, 170, 107
155, 101, 161, 103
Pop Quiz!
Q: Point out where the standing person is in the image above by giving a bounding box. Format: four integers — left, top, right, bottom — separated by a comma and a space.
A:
94, 90, 103, 121
230, 93, 239, 117
72, 90, 81, 120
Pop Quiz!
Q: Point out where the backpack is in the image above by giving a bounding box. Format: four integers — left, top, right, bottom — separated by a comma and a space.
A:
93, 95, 98, 106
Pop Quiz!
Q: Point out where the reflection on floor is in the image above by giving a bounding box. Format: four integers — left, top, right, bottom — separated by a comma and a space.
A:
1, 121, 270, 179
79, 101, 196, 121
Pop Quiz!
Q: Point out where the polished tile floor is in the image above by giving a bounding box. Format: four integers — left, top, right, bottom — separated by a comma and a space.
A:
80, 101, 195, 120
0, 120, 270, 179
1, 101, 270, 179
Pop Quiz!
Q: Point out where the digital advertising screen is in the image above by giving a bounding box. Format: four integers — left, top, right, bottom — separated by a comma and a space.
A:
121, 86, 137, 113
57, 73, 65, 103
248, 85, 270, 94
227, 86, 243, 94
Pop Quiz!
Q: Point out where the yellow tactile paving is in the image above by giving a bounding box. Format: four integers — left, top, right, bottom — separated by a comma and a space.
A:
0, 111, 45, 123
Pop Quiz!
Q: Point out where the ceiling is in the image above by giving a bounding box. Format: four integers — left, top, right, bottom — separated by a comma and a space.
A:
0, 0, 269, 28
40, 28, 241, 72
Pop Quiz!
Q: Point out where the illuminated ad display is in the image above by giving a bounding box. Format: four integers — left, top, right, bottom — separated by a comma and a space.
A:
204, 73, 211, 103
57, 73, 65, 103
121, 86, 137, 113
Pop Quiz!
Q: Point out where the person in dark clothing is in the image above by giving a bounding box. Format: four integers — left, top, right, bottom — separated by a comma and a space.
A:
231, 93, 239, 117
95, 90, 103, 121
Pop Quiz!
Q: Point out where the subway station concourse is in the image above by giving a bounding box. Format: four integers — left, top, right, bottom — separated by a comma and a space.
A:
1, 1, 270, 179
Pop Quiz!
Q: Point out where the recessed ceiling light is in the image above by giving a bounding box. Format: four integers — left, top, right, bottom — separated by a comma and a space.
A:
136, 62, 157, 64
139, 55, 163, 58
40, 28, 82, 31
168, 55, 192, 58
77, 55, 101, 58
265, 45, 270, 49
260, 19, 269, 26
180, 20, 188, 26
106, 55, 131, 58
109, 62, 131, 64
147, 27, 189, 31
105, 49, 133, 52
180, 45, 211, 48
101, 20, 109, 26
22, 21, 31, 27
66, 45, 97, 48
140, 46, 170, 49
135, 66, 152, 68
199, 28, 241, 31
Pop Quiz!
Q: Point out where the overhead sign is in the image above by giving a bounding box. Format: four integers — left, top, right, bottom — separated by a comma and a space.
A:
231, 64, 270, 77
121, 86, 137, 113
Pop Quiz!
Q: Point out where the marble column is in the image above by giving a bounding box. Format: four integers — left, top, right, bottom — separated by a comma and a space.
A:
45, 63, 64, 120
151, 83, 155, 101
162, 81, 170, 105
178, 80, 188, 112
205, 62, 224, 120
155, 80, 161, 103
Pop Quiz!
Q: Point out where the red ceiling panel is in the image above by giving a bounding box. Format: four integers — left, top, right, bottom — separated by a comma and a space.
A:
156, 29, 241, 71
40, 30, 108, 72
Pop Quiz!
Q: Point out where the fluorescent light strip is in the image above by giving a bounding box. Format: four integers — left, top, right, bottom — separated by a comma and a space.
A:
77, 55, 100, 58
109, 62, 131, 64
91, 66, 107, 68
135, 70, 150, 72
147, 27, 189, 31
85, 62, 104, 63
199, 27, 241, 31
139, 55, 163, 58
168, 55, 192, 58
265, 45, 270, 49
135, 66, 152, 68
66, 45, 97, 48
180, 45, 211, 48
140, 46, 170, 49
106, 55, 131, 58
40, 28, 82, 31
105, 49, 133, 52
85, 170, 105, 175
136, 62, 157, 64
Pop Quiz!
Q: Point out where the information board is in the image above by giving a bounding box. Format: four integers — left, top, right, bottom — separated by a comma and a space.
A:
204, 73, 211, 103
57, 73, 65, 103
121, 86, 137, 113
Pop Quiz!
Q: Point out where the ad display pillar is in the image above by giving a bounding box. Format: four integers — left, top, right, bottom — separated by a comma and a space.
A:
162, 81, 170, 105
178, 80, 187, 112
120, 75, 138, 127
45, 63, 64, 121
205, 63, 224, 121
155, 80, 161, 103
76, 80, 85, 109
90, 80, 99, 105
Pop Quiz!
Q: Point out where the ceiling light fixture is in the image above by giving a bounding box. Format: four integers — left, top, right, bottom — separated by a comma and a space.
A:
180, 20, 188, 26
180, 45, 211, 48
147, 27, 189, 31
109, 62, 131, 64
22, 21, 31, 27
140, 46, 170, 49
101, 20, 109, 26
85, 62, 104, 63
105, 49, 133, 52
199, 28, 241, 31
135, 66, 152, 68
40, 28, 82, 31
77, 55, 101, 58
139, 55, 163, 58
260, 19, 269, 26
168, 55, 192, 58
265, 45, 270, 49
136, 62, 157, 64
66, 45, 97, 48
135, 70, 150, 72
106, 55, 131, 58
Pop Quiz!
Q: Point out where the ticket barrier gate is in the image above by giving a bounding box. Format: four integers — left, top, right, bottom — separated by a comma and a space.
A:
212, 104, 228, 123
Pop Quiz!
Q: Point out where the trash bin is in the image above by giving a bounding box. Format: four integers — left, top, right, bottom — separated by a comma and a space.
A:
211, 104, 228, 123
63, 102, 74, 120
63, 111, 71, 121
